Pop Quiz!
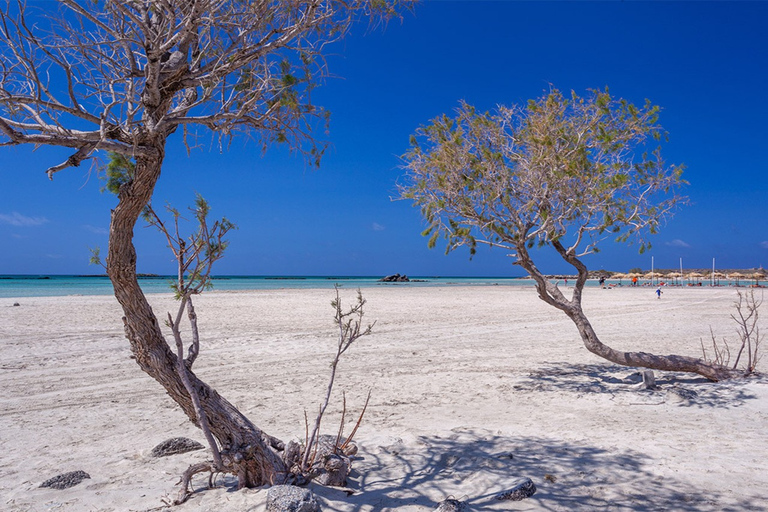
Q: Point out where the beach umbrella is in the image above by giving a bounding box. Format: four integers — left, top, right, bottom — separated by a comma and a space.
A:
666, 272, 682, 285
610, 273, 627, 284
751, 271, 767, 286
709, 272, 726, 285
728, 272, 746, 285
686, 272, 703, 285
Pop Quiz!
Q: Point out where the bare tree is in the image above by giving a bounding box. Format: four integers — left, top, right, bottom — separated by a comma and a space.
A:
265, 286, 374, 490
401, 88, 733, 381
300, 287, 373, 474
703, 289, 763, 376
1, 0, 409, 489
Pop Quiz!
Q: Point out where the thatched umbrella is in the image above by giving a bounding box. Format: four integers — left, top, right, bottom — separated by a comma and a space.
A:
751, 270, 767, 286
666, 272, 682, 286
611, 273, 627, 284
728, 272, 747, 286
686, 272, 703, 285
626, 272, 642, 286
708, 272, 726, 286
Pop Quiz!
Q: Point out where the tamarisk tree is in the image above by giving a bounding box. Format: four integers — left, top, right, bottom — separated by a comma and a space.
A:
1, 0, 408, 489
402, 88, 733, 381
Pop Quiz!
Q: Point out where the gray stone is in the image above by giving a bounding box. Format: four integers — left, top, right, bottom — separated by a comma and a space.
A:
305, 435, 354, 487
40, 470, 90, 490
641, 370, 656, 389
495, 477, 536, 501
666, 386, 698, 404
150, 437, 205, 457
434, 497, 468, 511
314, 453, 350, 487
266, 485, 320, 512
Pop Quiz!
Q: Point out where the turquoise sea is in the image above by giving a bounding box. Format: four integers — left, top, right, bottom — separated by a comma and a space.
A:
0, 275, 538, 298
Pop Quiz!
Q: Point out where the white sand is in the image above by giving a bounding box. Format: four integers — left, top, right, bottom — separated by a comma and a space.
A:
1, 285, 766, 511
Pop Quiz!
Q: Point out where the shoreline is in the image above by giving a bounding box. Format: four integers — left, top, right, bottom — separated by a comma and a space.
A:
2, 273, 765, 300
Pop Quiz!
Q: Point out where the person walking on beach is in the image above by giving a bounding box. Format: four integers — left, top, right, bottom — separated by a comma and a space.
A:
632, 276, 638, 287
656, 287, 663, 299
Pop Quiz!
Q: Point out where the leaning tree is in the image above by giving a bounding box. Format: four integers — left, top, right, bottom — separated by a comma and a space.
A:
402, 88, 733, 382
1, 0, 407, 492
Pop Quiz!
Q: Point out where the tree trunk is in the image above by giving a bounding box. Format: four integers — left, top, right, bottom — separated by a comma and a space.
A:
106, 151, 288, 486
516, 242, 733, 382
564, 303, 733, 382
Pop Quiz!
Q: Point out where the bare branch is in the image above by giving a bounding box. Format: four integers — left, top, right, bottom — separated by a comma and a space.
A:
45, 143, 97, 179
2, 1, 412, 173
301, 286, 374, 471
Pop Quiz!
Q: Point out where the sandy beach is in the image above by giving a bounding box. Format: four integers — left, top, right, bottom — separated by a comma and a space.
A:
1, 285, 766, 511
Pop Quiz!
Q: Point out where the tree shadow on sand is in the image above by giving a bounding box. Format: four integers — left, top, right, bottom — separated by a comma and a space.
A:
512, 362, 762, 409
311, 427, 763, 511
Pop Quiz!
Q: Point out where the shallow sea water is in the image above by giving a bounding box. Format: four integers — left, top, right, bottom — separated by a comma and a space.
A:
0, 275, 541, 298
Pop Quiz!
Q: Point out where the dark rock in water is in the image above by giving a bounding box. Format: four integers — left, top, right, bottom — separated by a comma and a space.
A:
495, 477, 537, 501
379, 273, 410, 282
434, 498, 469, 511
150, 437, 205, 457
40, 470, 90, 489
266, 485, 320, 512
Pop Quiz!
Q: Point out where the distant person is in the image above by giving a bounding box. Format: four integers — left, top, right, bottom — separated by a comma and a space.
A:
599, 276, 606, 288
656, 287, 663, 299
632, 276, 638, 287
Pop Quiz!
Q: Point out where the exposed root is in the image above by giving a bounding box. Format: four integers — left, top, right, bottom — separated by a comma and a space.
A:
174, 461, 217, 505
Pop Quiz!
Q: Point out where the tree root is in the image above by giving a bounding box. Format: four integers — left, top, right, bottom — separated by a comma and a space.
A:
174, 461, 218, 505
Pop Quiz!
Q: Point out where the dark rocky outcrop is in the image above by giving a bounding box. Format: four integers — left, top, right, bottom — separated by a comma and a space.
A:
150, 437, 205, 457
40, 470, 90, 490
494, 477, 537, 501
379, 273, 410, 282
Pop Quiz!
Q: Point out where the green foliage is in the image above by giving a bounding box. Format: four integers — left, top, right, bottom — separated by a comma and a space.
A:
89, 247, 104, 268
143, 196, 237, 300
401, 88, 687, 264
100, 152, 135, 195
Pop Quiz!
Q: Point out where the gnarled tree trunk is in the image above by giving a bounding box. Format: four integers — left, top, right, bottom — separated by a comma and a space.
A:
516, 241, 733, 382
563, 305, 732, 381
106, 150, 289, 487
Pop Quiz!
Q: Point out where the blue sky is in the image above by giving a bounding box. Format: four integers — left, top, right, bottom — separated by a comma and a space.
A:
1, 1, 766, 276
